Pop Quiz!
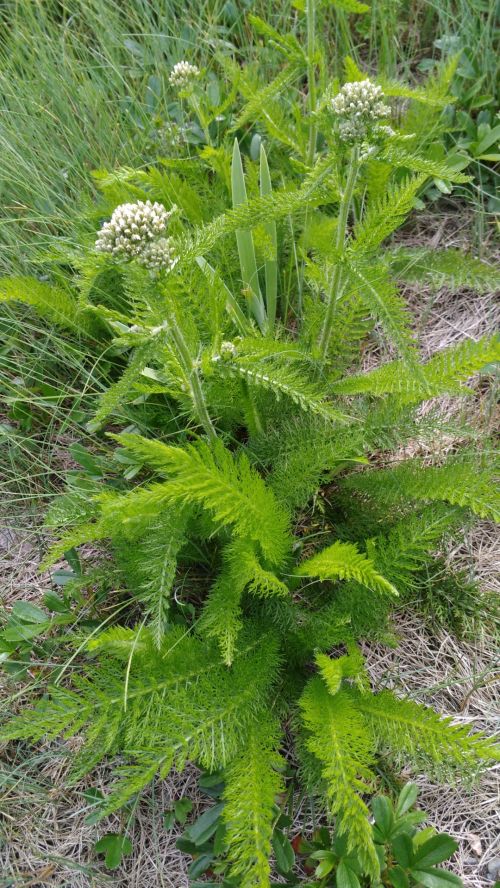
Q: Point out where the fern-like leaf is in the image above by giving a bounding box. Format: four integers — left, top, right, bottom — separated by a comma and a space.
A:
232, 63, 303, 132
0, 276, 94, 335
354, 688, 500, 778
214, 357, 348, 422
114, 507, 190, 647
180, 162, 339, 265
112, 435, 292, 565
224, 719, 285, 888
201, 539, 289, 664
379, 146, 471, 182
344, 455, 500, 522
344, 260, 416, 361
295, 539, 398, 596
350, 174, 428, 256
366, 504, 464, 592
331, 335, 500, 402
386, 246, 500, 294
299, 677, 379, 876
91, 343, 154, 428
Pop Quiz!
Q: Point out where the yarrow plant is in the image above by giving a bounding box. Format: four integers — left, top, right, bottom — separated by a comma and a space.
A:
1, 7, 499, 887
95, 199, 178, 271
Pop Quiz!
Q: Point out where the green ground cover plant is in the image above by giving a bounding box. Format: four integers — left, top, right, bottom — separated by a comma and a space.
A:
0, 4, 499, 886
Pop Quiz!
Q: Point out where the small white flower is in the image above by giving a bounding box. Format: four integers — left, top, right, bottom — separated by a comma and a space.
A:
330, 79, 391, 143
169, 60, 200, 90
95, 200, 177, 272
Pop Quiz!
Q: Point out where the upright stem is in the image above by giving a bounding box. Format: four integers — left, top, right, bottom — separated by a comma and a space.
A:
242, 379, 264, 437
168, 320, 217, 442
299, 0, 318, 318
189, 94, 211, 146
306, 0, 318, 167
317, 144, 360, 363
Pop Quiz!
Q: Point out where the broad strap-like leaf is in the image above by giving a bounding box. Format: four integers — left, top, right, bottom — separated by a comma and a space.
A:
260, 143, 278, 329
231, 138, 267, 331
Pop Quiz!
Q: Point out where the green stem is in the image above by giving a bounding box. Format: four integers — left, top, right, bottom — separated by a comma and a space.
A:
306, 0, 318, 166
189, 93, 211, 146
317, 144, 360, 363
300, 0, 319, 319
242, 379, 264, 437
168, 319, 217, 442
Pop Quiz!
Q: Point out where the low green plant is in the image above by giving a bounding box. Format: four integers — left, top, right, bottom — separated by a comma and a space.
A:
94, 832, 133, 871
303, 782, 464, 887
1, 10, 499, 886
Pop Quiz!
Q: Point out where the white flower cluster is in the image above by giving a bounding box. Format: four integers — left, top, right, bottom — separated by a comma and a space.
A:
95, 200, 177, 272
330, 79, 391, 142
169, 60, 200, 90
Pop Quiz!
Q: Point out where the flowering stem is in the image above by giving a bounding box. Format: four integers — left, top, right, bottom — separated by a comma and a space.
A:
306, 0, 318, 167
317, 144, 360, 363
168, 319, 217, 442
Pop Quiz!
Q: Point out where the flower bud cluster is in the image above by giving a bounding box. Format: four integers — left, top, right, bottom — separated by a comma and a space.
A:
330, 79, 391, 143
169, 60, 200, 90
212, 341, 238, 364
140, 237, 178, 272
95, 200, 177, 272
